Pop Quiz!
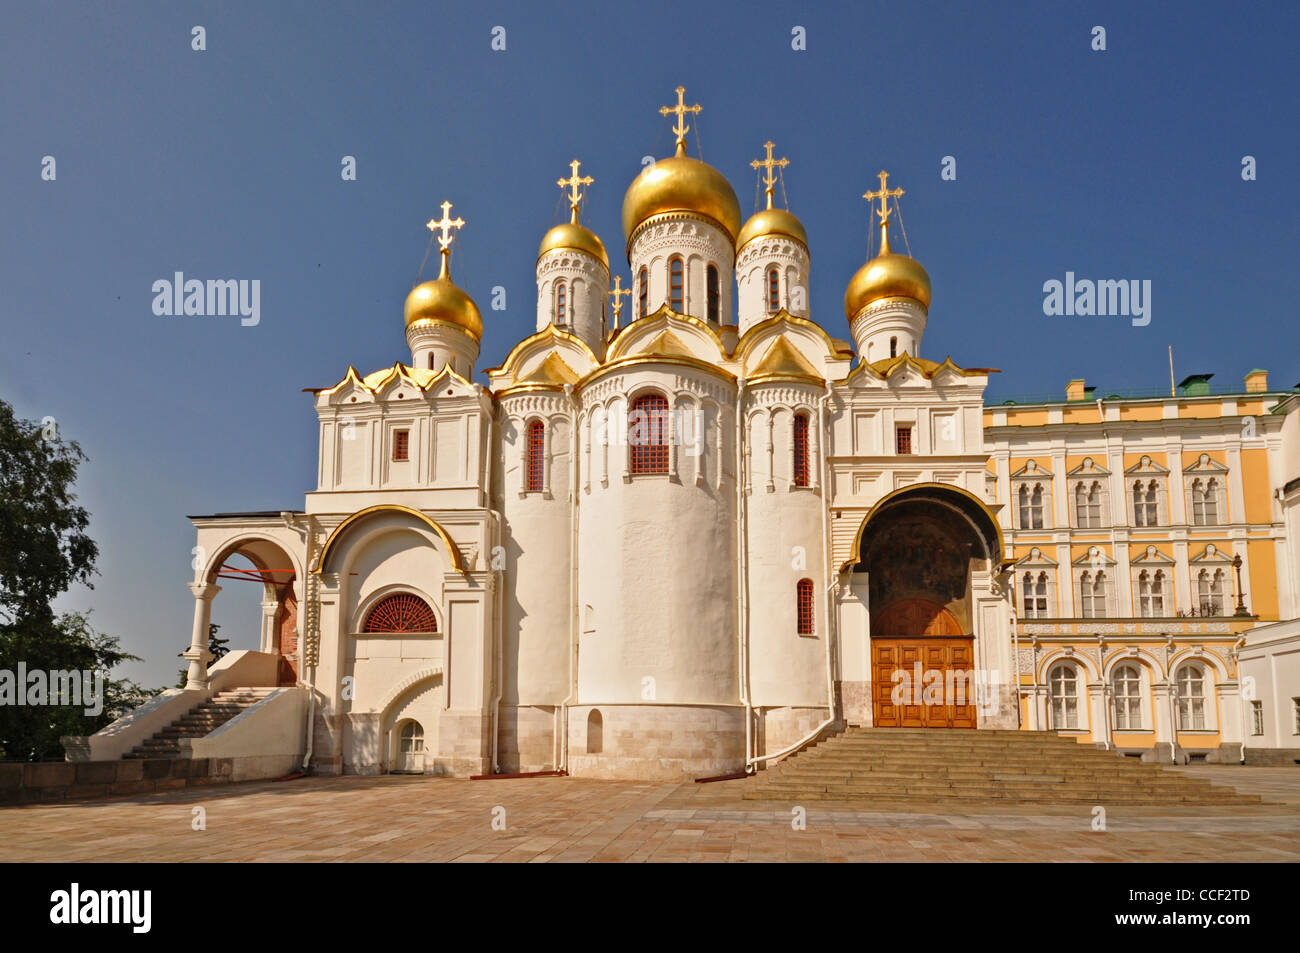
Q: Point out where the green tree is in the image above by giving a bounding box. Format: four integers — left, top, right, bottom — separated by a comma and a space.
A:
0, 399, 98, 627
0, 611, 155, 761
0, 400, 159, 760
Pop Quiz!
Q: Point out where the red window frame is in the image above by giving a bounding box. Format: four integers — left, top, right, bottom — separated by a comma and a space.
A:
526, 419, 545, 492
638, 267, 648, 317
392, 429, 410, 461
669, 256, 684, 312
556, 281, 567, 322
768, 268, 780, 311
363, 593, 437, 633
796, 578, 815, 635
629, 393, 670, 474
792, 412, 810, 487
895, 425, 912, 455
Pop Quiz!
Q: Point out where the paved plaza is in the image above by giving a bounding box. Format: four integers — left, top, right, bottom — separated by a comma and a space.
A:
1, 766, 1297, 863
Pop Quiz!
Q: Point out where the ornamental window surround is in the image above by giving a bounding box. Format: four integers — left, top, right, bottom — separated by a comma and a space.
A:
1112, 663, 1144, 730
1048, 662, 1081, 730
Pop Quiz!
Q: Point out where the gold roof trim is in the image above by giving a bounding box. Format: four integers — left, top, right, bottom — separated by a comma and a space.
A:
747, 336, 823, 384
733, 311, 852, 364
516, 351, 580, 387
578, 353, 737, 391
484, 324, 599, 380
314, 504, 465, 575
606, 304, 727, 362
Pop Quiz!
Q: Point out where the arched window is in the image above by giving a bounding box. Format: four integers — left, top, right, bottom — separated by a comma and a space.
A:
555, 280, 567, 324
792, 411, 810, 487
1112, 664, 1143, 730
1192, 478, 1219, 525
1048, 662, 1080, 729
706, 265, 720, 323
637, 266, 648, 317
1075, 481, 1102, 527
1022, 571, 1048, 618
1018, 484, 1044, 529
1133, 480, 1158, 526
628, 392, 669, 474
767, 267, 780, 311
889, 336, 898, 358
586, 710, 603, 754
796, 578, 815, 635
1197, 569, 1225, 616
526, 419, 545, 493
1176, 663, 1207, 729
428, 353, 436, 370
400, 720, 424, 754
364, 593, 437, 633
1080, 570, 1106, 618
669, 256, 685, 312
1138, 569, 1165, 617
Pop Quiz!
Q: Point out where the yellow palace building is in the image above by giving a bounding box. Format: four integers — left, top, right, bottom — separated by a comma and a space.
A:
986, 370, 1299, 762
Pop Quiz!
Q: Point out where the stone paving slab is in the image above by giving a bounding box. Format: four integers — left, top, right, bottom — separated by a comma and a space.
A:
0, 767, 1295, 863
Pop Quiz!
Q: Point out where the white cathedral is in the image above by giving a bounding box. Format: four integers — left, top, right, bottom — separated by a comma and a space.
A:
75, 87, 1300, 782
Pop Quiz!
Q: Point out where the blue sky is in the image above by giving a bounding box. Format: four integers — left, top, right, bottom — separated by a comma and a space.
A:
2, 1, 1297, 687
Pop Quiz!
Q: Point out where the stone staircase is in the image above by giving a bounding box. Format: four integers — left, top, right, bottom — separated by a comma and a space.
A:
744, 727, 1261, 805
123, 688, 275, 759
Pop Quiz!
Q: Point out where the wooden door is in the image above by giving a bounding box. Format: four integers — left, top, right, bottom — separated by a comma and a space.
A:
871, 637, 977, 728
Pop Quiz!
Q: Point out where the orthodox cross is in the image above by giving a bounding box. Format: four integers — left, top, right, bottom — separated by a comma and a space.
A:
609, 275, 630, 329
659, 85, 702, 155
862, 170, 904, 227
750, 141, 789, 210
426, 200, 465, 278
557, 159, 594, 224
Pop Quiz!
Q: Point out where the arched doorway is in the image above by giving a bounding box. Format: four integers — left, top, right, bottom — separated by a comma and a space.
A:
851, 486, 1002, 729
205, 537, 302, 687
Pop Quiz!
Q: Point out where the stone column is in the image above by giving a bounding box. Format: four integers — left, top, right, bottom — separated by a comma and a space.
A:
183, 582, 221, 689
259, 599, 279, 653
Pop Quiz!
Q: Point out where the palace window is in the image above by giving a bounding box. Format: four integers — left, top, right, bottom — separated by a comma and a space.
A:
1112, 664, 1143, 730
1133, 480, 1159, 526
1022, 571, 1049, 618
1138, 569, 1165, 618
767, 267, 780, 312
1048, 662, 1080, 730
669, 256, 685, 312
707, 265, 720, 323
1079, 570, 1107, 618
392, 429, 410, 462
796, 578, 815, 635
1251, 701, 1264, 736
629, 392, 670, 474
1018, 484, 1045, 529
638, 266, 648, 318
363, 593, 437, 633
555, 280, 567, 324
526, 419, 545, 493
792, 411, 810, 487
1197, 569, 1225, 616
1191, 478, 1220, 525
1075, 481, 1102, 528
895, 425, 913, 455
1176, 663, 1207, 730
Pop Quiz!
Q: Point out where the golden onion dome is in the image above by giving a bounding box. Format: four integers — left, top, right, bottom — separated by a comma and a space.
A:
404, 275, 483, 340
844, 252, 931, 318
622, 152, 742, 251
538, 221, 610, 271
736, 206, 808, 254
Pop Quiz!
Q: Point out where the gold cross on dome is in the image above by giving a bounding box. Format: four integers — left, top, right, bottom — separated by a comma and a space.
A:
862, 170, 904, 226
659, 85, 702, 155
556, 159, 594, 224
750, 140, 789, 209
609, 275, 630, 328
426, 200, 465, 279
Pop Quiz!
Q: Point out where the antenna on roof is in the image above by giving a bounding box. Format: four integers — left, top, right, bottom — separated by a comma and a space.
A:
1168, 345, 1176, 397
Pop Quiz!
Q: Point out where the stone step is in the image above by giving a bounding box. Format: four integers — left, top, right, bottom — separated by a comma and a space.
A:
120, 686, 272, 760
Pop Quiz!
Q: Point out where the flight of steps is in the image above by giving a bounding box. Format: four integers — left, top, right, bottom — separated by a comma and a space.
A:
744, 727, 1261, 805
123, 688, 275, 759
